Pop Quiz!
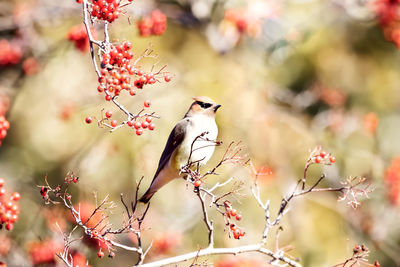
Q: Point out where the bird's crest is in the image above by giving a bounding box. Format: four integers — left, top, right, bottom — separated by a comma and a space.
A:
192, 96, 216, 104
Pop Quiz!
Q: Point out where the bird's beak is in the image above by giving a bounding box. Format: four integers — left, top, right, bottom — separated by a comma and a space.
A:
214, 104, 221, 112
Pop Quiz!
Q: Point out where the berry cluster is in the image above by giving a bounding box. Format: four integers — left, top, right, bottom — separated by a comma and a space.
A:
137, 10, 167, 37
67, 25, 90, 52
0, 116, 10, 147
98, 41, 136, 98
0, 178, 21, 231
224, 201, 244, 239
385, 156, 400, 205
39, 173, 78, 202
372, 0, 400, 48
312, 150, 336, 164
28, 240, 62, 266
85, 101, 156, 135
0, 39, 22, 67
90, 0, 131, 23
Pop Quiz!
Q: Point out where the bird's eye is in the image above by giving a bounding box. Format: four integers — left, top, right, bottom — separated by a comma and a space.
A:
196, 101, 212, 109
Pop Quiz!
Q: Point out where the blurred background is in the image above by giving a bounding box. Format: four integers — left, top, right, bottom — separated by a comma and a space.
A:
0, 0, 400, 266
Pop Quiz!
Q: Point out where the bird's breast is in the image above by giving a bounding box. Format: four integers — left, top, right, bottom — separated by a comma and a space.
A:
175, 116, 218, 168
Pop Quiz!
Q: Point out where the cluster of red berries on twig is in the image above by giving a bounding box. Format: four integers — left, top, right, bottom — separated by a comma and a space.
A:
0, 116, 10, 147
85, 100, 156, 135
67, 25, 91, 52
99, 41, 135, 98
137, 10, 168, 37
39, 173, 78, 203
0, 178, 21, 231
97, 41, 171, 100
88, 0, 131, 23
306, 146, 336, 167
224, 201, 244, 239
0, 39, 22, 67
312, 150, 336, 164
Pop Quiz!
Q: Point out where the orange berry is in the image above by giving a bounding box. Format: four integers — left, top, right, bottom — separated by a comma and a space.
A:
97, 250, 104, 258
230, 209, 237, 217
144, 100, 151, 108
105, 110, 113, 118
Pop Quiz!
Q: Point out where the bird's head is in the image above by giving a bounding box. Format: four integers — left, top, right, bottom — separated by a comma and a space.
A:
185, 96, 221, 118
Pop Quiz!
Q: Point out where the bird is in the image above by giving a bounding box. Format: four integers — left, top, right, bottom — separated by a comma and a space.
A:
139, 96, 221, 203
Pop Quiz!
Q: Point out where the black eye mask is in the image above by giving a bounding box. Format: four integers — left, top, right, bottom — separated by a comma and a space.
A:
196, 101, 212, 109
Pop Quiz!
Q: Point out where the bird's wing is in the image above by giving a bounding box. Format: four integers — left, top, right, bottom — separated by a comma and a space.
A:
150, 118, 189, 183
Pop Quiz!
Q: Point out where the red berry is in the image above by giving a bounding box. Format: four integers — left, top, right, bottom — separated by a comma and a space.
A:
5, 201, 13, 209
239, 229, 245, 237
85, 117, 93, 124
10, 214, 18, 223
164, 75, 171, 82
226, 208, 231, 218
2, 120, 10, 130
134, 80, 144, 89
11, 192, 21, 201
124, 41, 132, 50
230, 209, 237, 217
144, 100, 151, 108
11, 204, 18, 212
97, 251, 104, 258
105, 95, 112, 101
127, 120, 133, 127
148, 123, 155, 130
315, 156, 322, 163
194, 180, 201, 187
110, 120, 117, 127
329, 156, 336, 163
105, 110, 113, 118
0, 187, 5, 196
320, 151, 327, 158
40, 187, 48, 198
235, 229, 241, 236
97, 85, 105, 93
133, 122, 141, 129
236, 214, 242, 221
66, 195, 72, 200
141, 121, 149, 129
100, 69, 108, 76
145, 117, 152, 123
136, 128, 143, 136
5, 222, 13, 231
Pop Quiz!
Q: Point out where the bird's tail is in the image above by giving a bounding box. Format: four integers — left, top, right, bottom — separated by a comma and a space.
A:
139, 188, 156, 204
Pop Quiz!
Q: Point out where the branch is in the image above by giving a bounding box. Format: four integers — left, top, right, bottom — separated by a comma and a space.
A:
138, 244, 301, 267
